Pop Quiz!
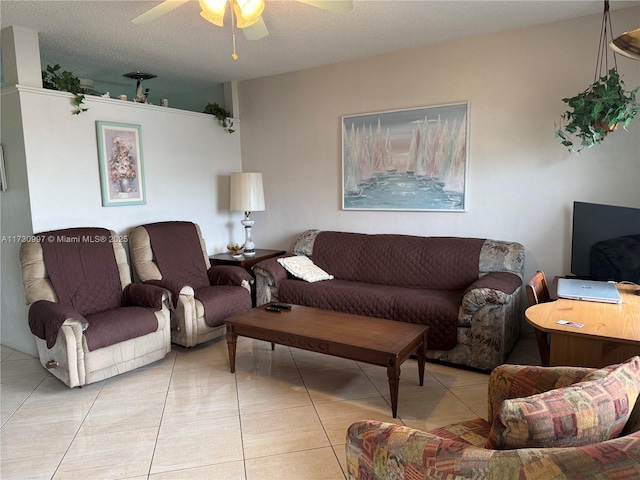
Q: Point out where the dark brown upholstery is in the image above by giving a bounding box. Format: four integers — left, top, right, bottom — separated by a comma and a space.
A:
27, 227, 165, 351
138, 221, 252, 331
311, 232, 485, 290
279, 279, 461, 350
254, 229, 525, 370
526, 270, 552, 366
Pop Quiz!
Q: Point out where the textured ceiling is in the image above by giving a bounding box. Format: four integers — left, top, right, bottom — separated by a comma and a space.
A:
2, 1, 639, 102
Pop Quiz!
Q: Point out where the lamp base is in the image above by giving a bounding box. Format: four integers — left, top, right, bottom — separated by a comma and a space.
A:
241, 212, 256, 255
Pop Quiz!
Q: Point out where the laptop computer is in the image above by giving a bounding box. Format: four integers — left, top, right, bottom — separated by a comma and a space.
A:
557, 278, 622, 304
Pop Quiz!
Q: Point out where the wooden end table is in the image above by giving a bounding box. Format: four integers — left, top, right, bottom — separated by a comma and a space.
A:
224, 304, 428, 418
210, 249, 286, 306
209, 249, 286, 269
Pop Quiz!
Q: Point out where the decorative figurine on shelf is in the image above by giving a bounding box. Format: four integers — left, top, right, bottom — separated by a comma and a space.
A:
135, 80, 150, 103
123, 71, 157, 104
135, 79, 143, 101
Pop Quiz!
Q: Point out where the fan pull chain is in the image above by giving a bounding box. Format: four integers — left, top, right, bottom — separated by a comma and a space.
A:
231, 3, 239, 60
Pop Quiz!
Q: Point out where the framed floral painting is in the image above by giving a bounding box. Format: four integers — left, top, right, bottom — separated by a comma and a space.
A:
96, 121, 146, 206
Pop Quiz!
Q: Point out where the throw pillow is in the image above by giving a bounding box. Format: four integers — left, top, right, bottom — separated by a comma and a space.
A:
486, 356, 640, 449
277, 256, 334, 283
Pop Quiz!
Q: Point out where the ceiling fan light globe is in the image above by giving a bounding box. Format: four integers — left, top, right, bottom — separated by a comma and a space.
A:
235, 0, 264, 22
200, 0, 227, 16
234, 6, 261, 28
200, 9, 225, 26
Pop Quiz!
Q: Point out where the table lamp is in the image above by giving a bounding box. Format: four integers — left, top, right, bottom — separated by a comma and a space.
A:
230, 172, 265, 257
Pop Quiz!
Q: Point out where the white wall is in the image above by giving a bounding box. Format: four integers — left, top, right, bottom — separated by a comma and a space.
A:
237, 8, 640, 285
1, 87, 35, 355
1, 86, 245, 354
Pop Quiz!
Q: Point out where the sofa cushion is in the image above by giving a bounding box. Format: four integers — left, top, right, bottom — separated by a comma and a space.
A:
279, 279, 395, 320
84, 306, 159, 351
194, 285, 252, 328
278, 279, 460, 350
277, 256, 334, 282
487, 357, 640, 449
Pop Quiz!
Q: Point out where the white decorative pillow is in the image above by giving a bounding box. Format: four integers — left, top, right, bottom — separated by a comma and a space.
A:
277, 256, 334, 283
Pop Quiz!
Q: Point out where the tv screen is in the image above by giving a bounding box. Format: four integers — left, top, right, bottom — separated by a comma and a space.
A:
571, 202, 640, 282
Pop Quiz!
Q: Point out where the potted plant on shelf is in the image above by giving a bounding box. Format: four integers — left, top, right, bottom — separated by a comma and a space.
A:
203, 103, 235, 133
42, 64, 88, 115
555, 68, 639, 154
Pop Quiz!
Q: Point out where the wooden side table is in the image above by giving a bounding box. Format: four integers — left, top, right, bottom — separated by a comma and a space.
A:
209, 249, 286, 269
210, 249, 286, 305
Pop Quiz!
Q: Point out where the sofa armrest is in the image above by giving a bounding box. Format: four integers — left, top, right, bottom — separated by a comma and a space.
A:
487, 364, 595, 423
253, 254, 293, 305
465, 271, 521, 296
208, 265, 253, 286
28, 300, 88, 349
144, 279, 194, 308
123, 283, 169, 310
346, 420, 640, 479
346, 420, 483, 479
461, 272, 521, 322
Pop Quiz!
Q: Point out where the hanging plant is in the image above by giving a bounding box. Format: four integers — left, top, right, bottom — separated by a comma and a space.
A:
554, 0, 640, 154
555, 69, 639, 153
42, 64, 88, 115
203, 103, 235, 133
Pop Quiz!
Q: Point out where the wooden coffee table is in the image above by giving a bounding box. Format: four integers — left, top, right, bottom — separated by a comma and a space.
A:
224, 304, 428, 418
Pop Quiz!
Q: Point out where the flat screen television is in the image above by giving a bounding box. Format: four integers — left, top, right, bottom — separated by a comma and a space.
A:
570, 201, 640, 282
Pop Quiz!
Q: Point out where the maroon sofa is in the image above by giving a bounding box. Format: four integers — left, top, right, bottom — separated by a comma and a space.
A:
253, 230, 525, 370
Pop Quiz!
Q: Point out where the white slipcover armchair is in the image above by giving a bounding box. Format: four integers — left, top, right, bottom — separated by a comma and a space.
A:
19, 227, 171, 388
129, 221, 252, 348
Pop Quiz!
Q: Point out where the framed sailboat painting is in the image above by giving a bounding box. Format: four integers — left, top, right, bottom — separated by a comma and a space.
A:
342, 102, 469, 211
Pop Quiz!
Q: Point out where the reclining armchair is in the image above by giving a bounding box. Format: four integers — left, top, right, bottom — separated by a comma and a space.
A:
129, 221, 252, 348
19, 227, 171, 388
347, 360, 640, 478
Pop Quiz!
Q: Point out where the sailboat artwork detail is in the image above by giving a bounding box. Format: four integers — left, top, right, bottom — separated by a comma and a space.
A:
342, 102, 469, 211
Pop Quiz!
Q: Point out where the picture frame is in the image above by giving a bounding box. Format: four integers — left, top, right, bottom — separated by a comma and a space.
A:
342, 102, 469, 211
0, 145, 6, 192
96, 121, 146, 206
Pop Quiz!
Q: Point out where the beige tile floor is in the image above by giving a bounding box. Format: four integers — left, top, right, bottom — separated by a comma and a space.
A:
1, 332, 540, 480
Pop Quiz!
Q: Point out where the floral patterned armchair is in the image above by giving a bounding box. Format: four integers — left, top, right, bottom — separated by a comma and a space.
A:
346, 361, 640, 479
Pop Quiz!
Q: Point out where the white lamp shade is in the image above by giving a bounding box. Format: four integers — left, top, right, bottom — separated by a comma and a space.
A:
230, 172, 265, 212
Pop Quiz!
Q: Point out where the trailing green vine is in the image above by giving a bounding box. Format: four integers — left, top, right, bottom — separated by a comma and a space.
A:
203, 103, 235, 133
555, 69, 639, 153
42, 64, 88, 115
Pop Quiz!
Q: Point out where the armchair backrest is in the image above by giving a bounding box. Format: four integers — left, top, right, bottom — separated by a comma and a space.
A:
19, 228, 132, 313
129, 221, 210, 285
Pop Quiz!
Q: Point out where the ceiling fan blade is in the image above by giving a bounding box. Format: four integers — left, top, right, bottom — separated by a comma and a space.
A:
131, 0, 190, 25
296, 0, 353, 14
243, 17, 269, 41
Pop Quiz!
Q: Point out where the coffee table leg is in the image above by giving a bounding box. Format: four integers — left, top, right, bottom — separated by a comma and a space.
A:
417, 332, 427, 387
387, 360, 401, 418
226, 328, 238, 374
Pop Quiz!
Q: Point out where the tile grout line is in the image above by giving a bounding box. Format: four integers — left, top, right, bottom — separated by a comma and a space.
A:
50, 378, 108, 480
234, 348, 249, 480
287, 347, 344, 479
146, 351, 179, 479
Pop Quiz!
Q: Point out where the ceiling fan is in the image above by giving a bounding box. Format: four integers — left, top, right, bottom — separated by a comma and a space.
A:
131, 0, 353, 42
